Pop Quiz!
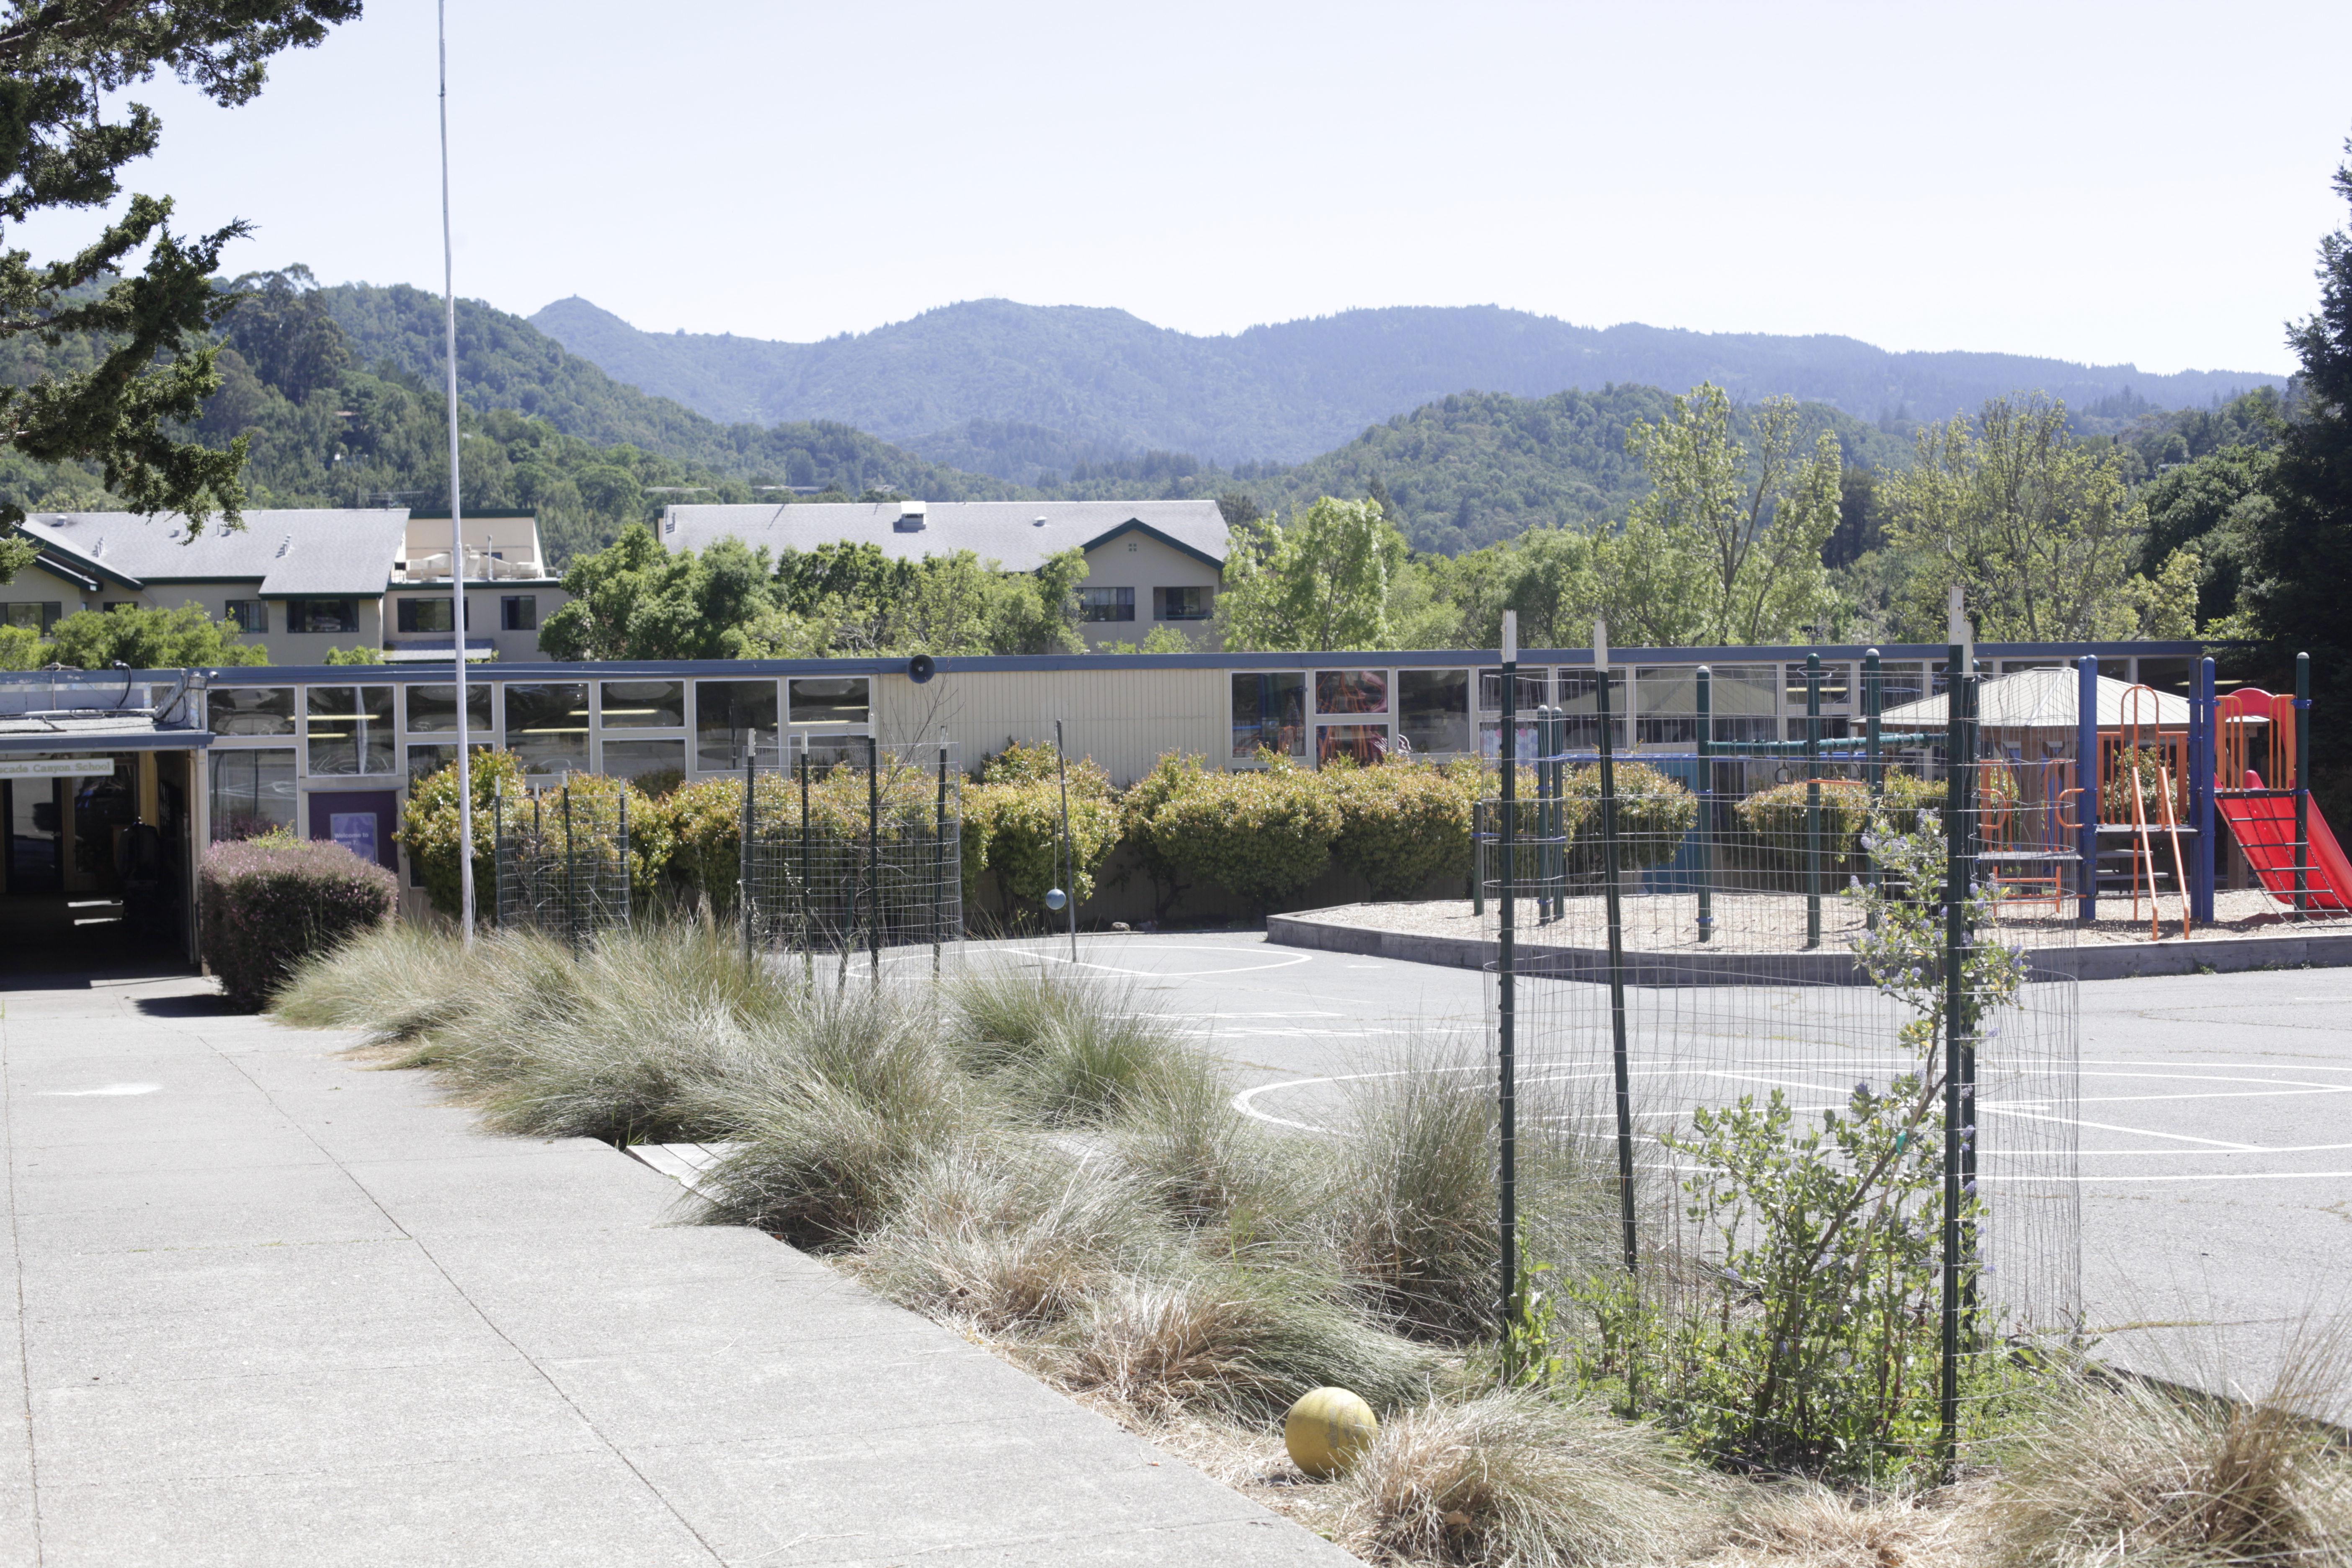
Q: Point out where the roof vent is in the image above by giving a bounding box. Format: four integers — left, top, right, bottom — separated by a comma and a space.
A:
1033, 515, 1047, 528
91, 535, 103, 556
276, 534, 292, 557
894, 500, 928, 533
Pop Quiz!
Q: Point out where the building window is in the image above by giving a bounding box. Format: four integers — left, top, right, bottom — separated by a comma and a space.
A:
307, 686, 396, 775
1396, 669, 1470, 754
600, 738, 686, 794
501, 595, 537, 632
503, 682, 590, 778
208, 749, 297, 841
1315, 669, 1388, 715
598, 680, 684, 728
396, 598, 458, 634
1230, 673, 1306, 761
101, 601, 135, 613
287, 598, 357, 634
1478, 668, 1548, 712
1153, 586, 1213, 621
405, 681, 490, 735
207, 686, 297, 737
223, 599, 268, 634
5, 602, 63, 632
788, 676, 869, 725
1078, 587, 1135, 623
1316, 724, 1389, 767
694, 679, 779, 770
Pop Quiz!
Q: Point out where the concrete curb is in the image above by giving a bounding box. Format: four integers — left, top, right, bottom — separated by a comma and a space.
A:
1266, 906, 2352, 984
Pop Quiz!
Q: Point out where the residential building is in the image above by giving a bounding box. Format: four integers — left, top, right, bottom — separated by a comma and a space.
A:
657, 499, 1228, 649
6, 507, 566, 663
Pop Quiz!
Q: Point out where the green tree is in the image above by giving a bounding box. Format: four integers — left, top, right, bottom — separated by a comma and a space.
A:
1215, 496, 1406, 652
42, 603, 266, 668
2247, 139, 2352, 813
0, 0, 359, 587
1605, 385, 1842, 646
1882, 395, 2153, 640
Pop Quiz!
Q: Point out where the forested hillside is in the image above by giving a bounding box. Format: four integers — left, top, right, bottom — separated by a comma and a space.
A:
532, 295, 2285, 480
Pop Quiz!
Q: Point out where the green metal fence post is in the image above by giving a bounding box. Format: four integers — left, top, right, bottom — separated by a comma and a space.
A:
1938, 652, 1973, 1473
1805, 651, 1822, 950
741, 750, 756, 961
1696, 665, 1714, 944
1597, 660, 1636, 1276
1497, 619, 1519, 1326
1864, 648, 1882, 931
934, 738, 948, 977
867, 735, 882, 983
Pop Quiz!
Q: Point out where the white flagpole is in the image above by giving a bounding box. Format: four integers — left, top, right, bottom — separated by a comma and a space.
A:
438, 0, 474, 941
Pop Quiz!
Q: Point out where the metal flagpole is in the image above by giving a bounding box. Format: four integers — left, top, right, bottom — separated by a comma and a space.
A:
438, 0, 473, 942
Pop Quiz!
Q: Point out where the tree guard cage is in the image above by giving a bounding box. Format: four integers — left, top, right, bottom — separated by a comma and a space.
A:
738, 738, 964, 978
493, 779, 634, 947
1483, 649, 2080, 1478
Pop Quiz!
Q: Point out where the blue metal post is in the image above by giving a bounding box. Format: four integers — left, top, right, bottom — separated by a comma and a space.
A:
2076, 654, 2098, 922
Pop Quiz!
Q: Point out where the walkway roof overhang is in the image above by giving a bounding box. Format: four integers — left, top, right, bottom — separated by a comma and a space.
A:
0, 717, 215, 756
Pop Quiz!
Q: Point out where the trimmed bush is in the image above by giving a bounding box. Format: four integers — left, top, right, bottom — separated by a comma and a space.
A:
201, 836, 397, 1010
1563, 761, 1696, 873
661, 765, 960, 914
965, 777, 1122, 910
1738, 771, 1947, 875
1140, 761, 1343, 913
1327, 759, 1480, 900
397, 748, 528, 916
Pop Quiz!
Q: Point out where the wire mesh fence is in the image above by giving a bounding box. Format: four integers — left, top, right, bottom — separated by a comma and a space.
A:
740, 738, 964, 978
1483, 655, 2079, 1479
493, 778, 635, 947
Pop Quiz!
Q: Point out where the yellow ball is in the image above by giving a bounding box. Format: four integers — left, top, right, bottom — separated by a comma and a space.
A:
1284, 1386, 1379, 1478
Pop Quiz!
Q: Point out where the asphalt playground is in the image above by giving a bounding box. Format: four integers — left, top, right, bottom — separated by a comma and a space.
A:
982, 932, 2352, 1422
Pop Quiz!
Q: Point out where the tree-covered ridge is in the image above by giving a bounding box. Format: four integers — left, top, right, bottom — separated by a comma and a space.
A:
531, 294, 2286, 481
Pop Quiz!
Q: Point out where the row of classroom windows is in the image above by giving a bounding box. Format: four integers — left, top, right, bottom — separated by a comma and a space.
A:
1228, 655, 2187, 764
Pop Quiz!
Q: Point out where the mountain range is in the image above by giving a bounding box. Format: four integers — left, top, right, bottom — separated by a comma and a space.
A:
528, 297, 2285, 483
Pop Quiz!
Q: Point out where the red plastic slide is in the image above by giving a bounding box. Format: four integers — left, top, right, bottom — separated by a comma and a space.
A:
2216, 769, 2352, 912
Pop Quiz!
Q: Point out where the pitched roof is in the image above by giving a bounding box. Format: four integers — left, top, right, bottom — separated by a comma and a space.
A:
658, 500, 1230, 573
16, 508, 410, 596
1879, 667, 2196, 728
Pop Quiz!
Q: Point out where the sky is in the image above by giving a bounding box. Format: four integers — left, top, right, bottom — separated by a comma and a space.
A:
16, 0, 2352, 374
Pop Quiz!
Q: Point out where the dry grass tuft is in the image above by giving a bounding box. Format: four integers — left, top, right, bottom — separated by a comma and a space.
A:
1702, 1481, 1985, 1567
946, 962, 1199, 1124
1326, 1388, 1725, 1567
271, 921, 482, 1045
1041, 1265, 1437, 1422
1983, 1332, 2352, 1568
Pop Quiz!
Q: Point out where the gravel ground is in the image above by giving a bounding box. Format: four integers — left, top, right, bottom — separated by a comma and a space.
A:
1296, 887, 2344, 952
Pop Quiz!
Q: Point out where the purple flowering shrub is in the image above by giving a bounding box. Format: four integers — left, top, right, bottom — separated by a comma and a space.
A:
199, 837, 397, 1011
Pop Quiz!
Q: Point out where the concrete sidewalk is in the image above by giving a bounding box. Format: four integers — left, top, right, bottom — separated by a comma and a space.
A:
0, 971, 1351, 1567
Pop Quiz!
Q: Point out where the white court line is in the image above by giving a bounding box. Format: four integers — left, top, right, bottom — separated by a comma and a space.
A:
1021, 948, 1313, 979
1984, 1106, 2260, 1150
1230, 1065, 1487, 1132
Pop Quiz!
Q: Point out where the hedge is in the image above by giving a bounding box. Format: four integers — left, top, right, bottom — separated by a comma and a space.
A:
1139, 761, 1344, 912
1733, 772, 1952, 876
1561, 761, 1697, 874
200, 834, 396, 1010
1326, 758, 1480, 899
397, 749, 527, 916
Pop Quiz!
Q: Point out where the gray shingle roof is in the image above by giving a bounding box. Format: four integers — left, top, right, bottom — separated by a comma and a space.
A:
17, 508, 410, 596
658, 500, 1229, 572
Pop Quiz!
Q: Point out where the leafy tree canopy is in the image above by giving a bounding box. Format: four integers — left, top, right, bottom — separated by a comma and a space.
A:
0, 0, 359, 588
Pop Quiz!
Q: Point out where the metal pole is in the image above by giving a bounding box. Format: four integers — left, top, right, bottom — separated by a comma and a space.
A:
1536, 705, 1553, 924
437, 0, 473, 944
561, 785, 577, 951
1938, 652, 1972, 1471
2078, 653, 2099, 922
1959, 672, 1981, 1331
798, 750, 812, 983
1864, 649, 1882, 931
1598, 658, 1637, 1276
741, 750, 756, 960
1805, 652, 1822, 949
933, 738, 947, 977
2194, 657, 2217, 926
867, 735, 881, 982
491, 786, 503, 930
1055, 719, 1076, 963
1695, 665, 1713, 944
618, 786, 629, 931
1496, 614, 1519, 1325
2295, 652, 2312, 915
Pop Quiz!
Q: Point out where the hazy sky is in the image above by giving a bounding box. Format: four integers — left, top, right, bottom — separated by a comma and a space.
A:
18, 1, 2352, 373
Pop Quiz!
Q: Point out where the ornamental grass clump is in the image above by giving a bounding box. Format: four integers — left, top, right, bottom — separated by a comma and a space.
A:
199, 835, 397, 1010
273, 918, 479, 1044
1326, 1390, 1725, 1568
1986, 1335, 2352, 1568
946, 962, 1206, 1126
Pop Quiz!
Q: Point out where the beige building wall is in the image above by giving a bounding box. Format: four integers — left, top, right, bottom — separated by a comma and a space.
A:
1076, 531, 1220, 650
873, 665, 1227, 785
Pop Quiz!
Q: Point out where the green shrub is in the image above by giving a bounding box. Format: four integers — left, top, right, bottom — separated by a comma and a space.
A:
1736, 772, 1945, 876
1327, 759, 1479, 900
493, 771, 673, 911
1121, 752, 1208, 917
975, 738, 1114, 797
1563, 761, 1695, 873
200, 836, 397, 1010
397, 749, 529, 916
1140, 761, 1342, 912
965, 778, 1122, 910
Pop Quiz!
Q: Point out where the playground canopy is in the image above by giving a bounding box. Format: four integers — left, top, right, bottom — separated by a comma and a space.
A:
1880, 666, 2203, 730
